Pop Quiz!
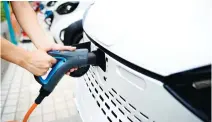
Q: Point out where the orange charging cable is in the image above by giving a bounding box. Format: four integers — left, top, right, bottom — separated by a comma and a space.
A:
23, 103, 38, 122
23, 87, 49, 121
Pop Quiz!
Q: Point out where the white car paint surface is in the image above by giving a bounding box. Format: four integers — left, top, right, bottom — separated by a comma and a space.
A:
83, 0, 212, 76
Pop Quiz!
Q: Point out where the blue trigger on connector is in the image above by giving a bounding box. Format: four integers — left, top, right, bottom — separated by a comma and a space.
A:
38, 57, 67, 85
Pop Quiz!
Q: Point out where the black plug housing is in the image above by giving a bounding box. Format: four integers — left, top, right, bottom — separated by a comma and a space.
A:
35, 87, 50, 104
92, 49, 106, 72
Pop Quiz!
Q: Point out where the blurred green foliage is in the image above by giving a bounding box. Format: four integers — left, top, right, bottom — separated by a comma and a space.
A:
1, 1, 6, 22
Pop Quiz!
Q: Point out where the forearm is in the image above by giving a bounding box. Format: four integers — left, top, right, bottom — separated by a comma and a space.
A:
0, 37, 29, 68
11, 1, 54, 50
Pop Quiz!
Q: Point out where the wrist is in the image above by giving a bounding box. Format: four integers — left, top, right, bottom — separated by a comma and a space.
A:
30, 33, 55, 51
38, 43, 54, 51
17, 49, 31, 70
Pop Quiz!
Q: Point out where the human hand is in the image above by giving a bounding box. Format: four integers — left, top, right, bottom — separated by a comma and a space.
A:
24, 49, 57, 76
42, 43, 78, 75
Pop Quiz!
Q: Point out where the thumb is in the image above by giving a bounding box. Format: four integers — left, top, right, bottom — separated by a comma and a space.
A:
59, 45, 76, 51
49, 56, 57, 64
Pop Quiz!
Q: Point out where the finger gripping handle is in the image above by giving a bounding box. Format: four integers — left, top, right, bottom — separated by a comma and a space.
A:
34, 49, 89, 92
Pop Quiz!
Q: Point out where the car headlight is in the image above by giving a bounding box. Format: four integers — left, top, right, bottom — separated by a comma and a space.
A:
46, 1, 57, 7
56, 2, 79, 15
164, 65, 211, 122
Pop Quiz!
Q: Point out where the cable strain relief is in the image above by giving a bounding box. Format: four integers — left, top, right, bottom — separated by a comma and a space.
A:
35, 93, 45, 104
35, 87, 50, 104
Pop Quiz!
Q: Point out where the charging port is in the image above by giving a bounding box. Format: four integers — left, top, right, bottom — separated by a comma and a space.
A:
92, 49, 106, 72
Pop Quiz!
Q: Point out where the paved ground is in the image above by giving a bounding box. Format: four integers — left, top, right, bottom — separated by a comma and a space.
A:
1, 11, 83, 122
1, 59, 9, 82
1, 42, 82, 122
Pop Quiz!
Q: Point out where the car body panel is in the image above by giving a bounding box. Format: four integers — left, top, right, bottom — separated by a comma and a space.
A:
83, 0, 211, 76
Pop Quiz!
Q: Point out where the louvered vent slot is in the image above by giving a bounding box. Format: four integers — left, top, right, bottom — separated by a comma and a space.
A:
83, 67, 151, 122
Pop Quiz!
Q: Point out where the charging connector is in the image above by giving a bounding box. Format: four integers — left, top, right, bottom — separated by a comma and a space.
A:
24, 48, 106, 122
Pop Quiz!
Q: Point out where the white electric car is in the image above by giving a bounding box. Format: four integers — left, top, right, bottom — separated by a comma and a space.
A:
43, 1, 78, 27
44, 1, 94, 44
75, 0, 211, 122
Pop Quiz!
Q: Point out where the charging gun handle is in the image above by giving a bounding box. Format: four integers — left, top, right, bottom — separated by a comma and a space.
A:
34, 49, 89, 93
